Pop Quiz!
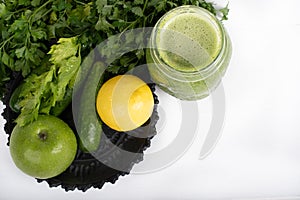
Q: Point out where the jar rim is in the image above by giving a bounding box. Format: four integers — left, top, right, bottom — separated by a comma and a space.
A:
150, 5, 226, 77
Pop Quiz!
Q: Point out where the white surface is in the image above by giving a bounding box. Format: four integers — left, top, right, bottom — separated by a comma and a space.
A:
1, 0, 300, 199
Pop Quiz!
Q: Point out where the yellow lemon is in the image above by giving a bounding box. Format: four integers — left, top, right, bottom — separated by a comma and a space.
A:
96, 75, 154, 132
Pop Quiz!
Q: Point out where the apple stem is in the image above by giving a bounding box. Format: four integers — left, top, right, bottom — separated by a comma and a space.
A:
38, 131, 48, 141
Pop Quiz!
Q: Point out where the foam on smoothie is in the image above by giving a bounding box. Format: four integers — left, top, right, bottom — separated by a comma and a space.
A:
156, 12, 222, 72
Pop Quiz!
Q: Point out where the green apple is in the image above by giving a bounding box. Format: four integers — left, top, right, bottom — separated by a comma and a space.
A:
9, 115, 77, 179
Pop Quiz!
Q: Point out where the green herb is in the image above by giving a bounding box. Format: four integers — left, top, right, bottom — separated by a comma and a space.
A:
15, 37, 80, 126
219, 3, 230, 21
0, 0, 102, 100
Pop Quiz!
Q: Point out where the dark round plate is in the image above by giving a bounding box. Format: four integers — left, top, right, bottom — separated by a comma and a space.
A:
1, 72, 159, 192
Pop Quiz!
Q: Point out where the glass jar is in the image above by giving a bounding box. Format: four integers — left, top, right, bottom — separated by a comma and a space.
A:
146, 5, 232, 100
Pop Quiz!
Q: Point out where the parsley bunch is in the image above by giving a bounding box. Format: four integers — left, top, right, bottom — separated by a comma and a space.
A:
0, 0, 102, 100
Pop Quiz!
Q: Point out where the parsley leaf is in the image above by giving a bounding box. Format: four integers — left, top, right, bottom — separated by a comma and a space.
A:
131, 7, 144, 17
219, 4, 230, 21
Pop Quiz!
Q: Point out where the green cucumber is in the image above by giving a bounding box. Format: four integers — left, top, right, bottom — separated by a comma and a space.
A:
77, 61, 106, 152
76, 50, 95, 85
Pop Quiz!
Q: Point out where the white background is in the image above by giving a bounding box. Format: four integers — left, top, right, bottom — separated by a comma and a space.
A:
1, 0, 300, 199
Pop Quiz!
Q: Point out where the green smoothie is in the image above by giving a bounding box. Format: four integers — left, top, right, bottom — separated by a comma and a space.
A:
156, 12, 222, 72
147, 6, 232, 100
